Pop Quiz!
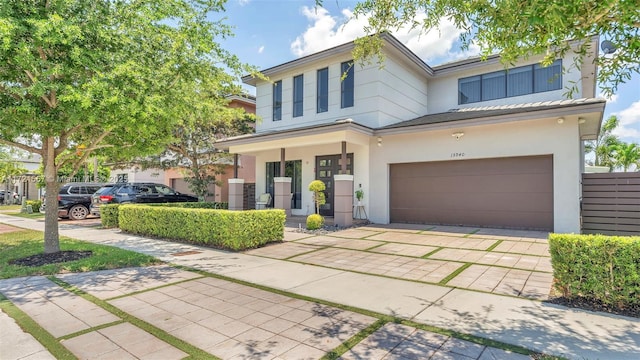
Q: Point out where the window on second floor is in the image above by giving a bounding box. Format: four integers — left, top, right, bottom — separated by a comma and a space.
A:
458, 59, 562, 104
273, 80, 282, 121
341, 61, 354, 108
293, 74, 303, 117
317, 68, 328, 113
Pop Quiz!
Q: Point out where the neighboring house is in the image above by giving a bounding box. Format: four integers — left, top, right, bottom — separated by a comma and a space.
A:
3, 152, 42, 201
219, 34, 605, 233
112, 95, 257, 203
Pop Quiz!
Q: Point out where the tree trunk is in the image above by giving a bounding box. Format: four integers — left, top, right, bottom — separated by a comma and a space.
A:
43, 137, 60, 254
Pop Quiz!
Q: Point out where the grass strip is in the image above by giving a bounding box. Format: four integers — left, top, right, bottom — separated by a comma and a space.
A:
105, 276, 206, 301
363, 242, 387, 251
321, 319, 387, 360
439, 263, 472, 286
421, 247, 444, 259
4, 212, 45, 219
485, 239, 503, 252
48, 277, 219, 360
58, 320, 126, 341
0, 295, 77, 360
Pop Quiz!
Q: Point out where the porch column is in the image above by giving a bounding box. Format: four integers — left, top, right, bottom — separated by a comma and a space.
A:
340, 141, 347, 174
233, 153, 239, 178
274, 177, 292, 217
228, 178, 244, 211
334, 174, 353, 227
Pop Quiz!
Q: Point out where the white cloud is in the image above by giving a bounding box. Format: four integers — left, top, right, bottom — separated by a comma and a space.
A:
612, 100, 640, 141
598, 91, 618, 103
258, 45, 264, 54
237, 0, 250, 6
290, 6, 477, 63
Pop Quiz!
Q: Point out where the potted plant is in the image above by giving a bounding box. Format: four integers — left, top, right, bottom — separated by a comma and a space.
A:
355, 189, 364, 205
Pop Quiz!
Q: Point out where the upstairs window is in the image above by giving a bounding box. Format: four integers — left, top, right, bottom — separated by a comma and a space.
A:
317, 68, 328, 113
341, 61, 354, 108
293, 74, 303, 117
273, 80, 282, 121
459, 59, 562, 104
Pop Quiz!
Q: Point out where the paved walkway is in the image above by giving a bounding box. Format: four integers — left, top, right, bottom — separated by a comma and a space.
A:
1, 215, 639, 359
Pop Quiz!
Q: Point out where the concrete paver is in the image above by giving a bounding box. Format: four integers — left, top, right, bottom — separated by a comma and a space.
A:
341, 322, 530, 360
414, 289, 640, 360
292, 247, 463, 284
245, 242, 320, 259
0, 277, 119, 338
0, 309, 56, 360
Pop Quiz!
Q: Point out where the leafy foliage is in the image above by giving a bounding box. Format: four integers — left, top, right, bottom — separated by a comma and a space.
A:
549, 233, 640, 310
308, 180, 326, 214
0, 0, 256, 252
612, 142, 640, 172
118, 205, 286, 251
306, 213, 324, 230
26, 199, 42, 212
336, 0, 640, 96
585, 115, 623, 170
100, 204, 120, 228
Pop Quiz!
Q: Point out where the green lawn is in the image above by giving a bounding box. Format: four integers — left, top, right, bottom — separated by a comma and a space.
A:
4, 211, 45, 219
0, 228, 162, 279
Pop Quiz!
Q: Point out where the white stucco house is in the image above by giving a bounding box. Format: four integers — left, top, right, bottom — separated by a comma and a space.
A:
219, 34, 605, 233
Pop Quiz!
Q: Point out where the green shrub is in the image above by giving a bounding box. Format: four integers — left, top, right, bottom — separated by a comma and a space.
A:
100, 204, 120, 228
26, 200, 42, 213
306, 214, 324, 230
118, 205, 286, 251
549, 233, 640, 309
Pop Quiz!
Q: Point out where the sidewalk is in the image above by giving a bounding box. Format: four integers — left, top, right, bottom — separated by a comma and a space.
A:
1, 214, 639, 359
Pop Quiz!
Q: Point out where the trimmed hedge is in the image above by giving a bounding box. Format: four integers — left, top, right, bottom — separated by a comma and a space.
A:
99, 202, 227, 228
26, 200, 42, 213
100, 204, 120, 228
549, 233, 640, 309
118, 205, 286, 251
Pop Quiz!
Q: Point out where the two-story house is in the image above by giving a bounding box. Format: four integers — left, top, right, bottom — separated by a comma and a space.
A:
220, 33, 605, 233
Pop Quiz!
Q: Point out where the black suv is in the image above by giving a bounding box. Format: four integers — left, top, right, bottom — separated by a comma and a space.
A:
40, 182, 105, 220
90, 182, 198, 216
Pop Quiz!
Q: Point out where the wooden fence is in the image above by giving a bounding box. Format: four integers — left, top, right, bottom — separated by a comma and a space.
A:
582, 172, 640, 236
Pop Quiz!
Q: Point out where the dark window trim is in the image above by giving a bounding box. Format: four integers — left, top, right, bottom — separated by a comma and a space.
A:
293, 74, 303, 118
458, 59, 562, 105
341, 61, 354, 108
317, 67, 328, 113
273, 80, 282, 121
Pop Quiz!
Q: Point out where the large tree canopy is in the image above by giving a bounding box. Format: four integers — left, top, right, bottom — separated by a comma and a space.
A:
0, 0, 254, 253
339, 0, 639, 96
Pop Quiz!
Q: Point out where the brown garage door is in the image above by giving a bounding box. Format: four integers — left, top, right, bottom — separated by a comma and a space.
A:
390, 155, 553, 230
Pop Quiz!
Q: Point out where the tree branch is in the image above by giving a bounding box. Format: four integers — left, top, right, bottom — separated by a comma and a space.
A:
0, 138, 41, 155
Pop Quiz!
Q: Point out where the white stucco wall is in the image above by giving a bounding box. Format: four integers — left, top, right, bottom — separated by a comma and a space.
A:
369, 117, 583, 233
427, 53, 586, 114
254, 52, 428, 133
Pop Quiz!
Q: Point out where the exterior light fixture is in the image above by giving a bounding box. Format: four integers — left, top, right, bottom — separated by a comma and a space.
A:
452, 132, 464, 140
557, 117, 564, 124
578, 118, 586, 124
377, 136, 382, 147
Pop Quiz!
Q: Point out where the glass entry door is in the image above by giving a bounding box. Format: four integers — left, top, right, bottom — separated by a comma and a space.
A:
315, 154, 353, 216
266, 160, 302, 209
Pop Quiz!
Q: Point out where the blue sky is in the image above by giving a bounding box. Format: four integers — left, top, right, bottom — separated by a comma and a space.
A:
215, 0, 640, 144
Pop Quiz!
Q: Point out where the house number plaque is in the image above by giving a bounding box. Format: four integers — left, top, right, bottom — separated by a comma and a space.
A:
450, 152, 465, 158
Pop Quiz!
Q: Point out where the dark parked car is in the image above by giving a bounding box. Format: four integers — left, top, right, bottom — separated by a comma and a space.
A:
0, 190, 19, 205
90, 182, 198, 216
40, 182, 105, 220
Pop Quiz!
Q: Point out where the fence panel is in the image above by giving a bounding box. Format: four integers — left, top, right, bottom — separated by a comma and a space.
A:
582, 172, 640, 236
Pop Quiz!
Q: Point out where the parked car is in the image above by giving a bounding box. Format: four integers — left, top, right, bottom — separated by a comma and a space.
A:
40, 182, 105, 220
0, 190, 19, 205
90, 182, 198, 216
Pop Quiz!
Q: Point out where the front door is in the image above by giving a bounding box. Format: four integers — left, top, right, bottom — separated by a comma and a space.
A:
316, 154, 353, 216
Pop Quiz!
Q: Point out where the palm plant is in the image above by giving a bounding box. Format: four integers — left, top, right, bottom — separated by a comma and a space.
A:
585, 115, 622, 171
612, 143, 640, 172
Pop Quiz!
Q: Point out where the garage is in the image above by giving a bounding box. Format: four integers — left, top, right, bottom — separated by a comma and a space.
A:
389, 155, 553, 230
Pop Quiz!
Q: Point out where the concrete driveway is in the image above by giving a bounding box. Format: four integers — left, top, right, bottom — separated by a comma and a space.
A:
248, 224, 553, 300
